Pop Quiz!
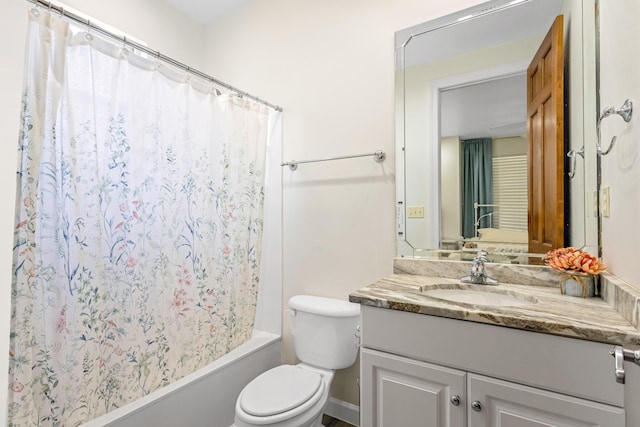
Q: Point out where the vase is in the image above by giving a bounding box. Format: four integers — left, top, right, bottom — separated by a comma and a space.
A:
559, 272, 596, 298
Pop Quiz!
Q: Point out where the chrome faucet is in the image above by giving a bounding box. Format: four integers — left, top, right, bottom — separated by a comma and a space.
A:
461, 250, 498, 285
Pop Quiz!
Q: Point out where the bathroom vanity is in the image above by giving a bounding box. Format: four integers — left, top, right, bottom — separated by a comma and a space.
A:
350, 259, 640, 427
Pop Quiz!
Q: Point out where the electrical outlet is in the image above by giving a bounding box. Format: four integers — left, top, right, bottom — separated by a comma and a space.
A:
407, 206, 424, 218
601, 186, 611, 217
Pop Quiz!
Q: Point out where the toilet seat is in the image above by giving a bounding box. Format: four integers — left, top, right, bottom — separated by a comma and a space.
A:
236, 365, 327, 425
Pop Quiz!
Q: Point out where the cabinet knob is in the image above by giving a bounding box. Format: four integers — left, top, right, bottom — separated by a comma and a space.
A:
471, 400, 482, 412
450, 395, 461, 406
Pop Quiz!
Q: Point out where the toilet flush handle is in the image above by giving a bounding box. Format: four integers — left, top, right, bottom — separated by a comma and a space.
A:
286, 309, 296, 317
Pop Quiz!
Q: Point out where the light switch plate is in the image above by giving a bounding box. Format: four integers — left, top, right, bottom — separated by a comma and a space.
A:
601, 186, 611, 217
407, 206, 424, 218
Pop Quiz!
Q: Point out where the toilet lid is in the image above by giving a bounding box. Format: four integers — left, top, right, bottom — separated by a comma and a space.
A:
240, 365, 323, 417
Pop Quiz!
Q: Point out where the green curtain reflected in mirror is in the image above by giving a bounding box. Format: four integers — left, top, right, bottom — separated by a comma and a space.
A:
462, 138, 493, 238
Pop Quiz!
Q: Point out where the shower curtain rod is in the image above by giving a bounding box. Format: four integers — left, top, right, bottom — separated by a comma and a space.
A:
25, 0, 283, 112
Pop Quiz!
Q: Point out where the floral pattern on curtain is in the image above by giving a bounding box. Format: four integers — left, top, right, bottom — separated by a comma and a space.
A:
8, 10, 272, 426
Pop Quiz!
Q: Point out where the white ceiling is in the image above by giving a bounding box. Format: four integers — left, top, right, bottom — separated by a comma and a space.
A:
441, 74, 527, 140
162, 0, 254, 24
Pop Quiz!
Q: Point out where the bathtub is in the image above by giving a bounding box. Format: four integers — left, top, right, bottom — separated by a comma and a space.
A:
82, 330, 281, 427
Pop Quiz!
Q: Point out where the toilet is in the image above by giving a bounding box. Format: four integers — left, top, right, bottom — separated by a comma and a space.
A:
234, 295, 360, 427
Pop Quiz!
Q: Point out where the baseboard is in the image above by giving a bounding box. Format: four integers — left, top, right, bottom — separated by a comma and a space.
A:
324, 397, 360, 426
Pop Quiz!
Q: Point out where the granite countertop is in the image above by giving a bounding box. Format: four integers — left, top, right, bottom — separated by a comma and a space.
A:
349, 259, 640, 347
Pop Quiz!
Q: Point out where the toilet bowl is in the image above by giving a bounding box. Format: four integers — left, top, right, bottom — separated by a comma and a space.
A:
234, 364, 333, 427
233, 295, 360, 427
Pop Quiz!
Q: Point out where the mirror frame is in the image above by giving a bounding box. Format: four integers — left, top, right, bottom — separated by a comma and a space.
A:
395, 0, 599, 261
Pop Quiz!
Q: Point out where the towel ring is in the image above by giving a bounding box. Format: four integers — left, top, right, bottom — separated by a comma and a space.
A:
597, 99, 633, 156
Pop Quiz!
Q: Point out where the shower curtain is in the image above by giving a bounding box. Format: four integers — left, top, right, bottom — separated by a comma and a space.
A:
8, 9, 278, 426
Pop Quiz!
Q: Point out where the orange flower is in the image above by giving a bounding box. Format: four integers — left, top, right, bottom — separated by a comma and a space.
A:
545, 247, 606, 274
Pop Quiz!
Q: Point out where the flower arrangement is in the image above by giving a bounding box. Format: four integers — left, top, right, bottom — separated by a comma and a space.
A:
545, 247, 607, 275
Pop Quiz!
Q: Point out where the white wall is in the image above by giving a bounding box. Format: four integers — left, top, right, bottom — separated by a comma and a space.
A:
493, 136, 527, 157
599, 0, 640, 286
441, 136, 461, 241
0, 2, 205, 425
0, 4, 25, 424
203, 0, 488, 406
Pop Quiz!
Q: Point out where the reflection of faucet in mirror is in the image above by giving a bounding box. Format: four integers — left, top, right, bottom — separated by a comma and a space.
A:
460, 250, 499, 285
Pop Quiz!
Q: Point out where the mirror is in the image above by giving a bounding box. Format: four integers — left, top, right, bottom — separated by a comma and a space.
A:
395, 0, 599, 263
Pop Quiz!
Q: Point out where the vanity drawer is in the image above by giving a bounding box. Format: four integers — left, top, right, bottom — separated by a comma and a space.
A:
361, 306, 624, 407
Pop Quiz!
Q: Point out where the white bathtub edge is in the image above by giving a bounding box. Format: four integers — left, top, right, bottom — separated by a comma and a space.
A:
82, 330, 281, 427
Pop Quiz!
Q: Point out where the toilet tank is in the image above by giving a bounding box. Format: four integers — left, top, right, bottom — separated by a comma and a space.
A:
288, 295, 360, 370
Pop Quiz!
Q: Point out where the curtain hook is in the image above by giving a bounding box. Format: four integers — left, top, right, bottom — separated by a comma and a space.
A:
85, 19, 93, 41
47, 1, 52, 13
30, 0, 41, 17
154, 50, 161, 70
122, 36, 129, 55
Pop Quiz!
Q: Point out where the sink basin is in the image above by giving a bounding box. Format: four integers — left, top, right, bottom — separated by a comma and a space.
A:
423, 287, 537, 307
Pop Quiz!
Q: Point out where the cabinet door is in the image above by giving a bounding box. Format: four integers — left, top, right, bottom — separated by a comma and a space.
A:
468, 373, 625, 427
361, 348, 466, 427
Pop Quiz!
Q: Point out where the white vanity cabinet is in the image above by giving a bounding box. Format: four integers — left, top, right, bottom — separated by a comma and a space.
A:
361, 348, 466, 426
467, 373, 624, 426
359, 306, 628, 427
